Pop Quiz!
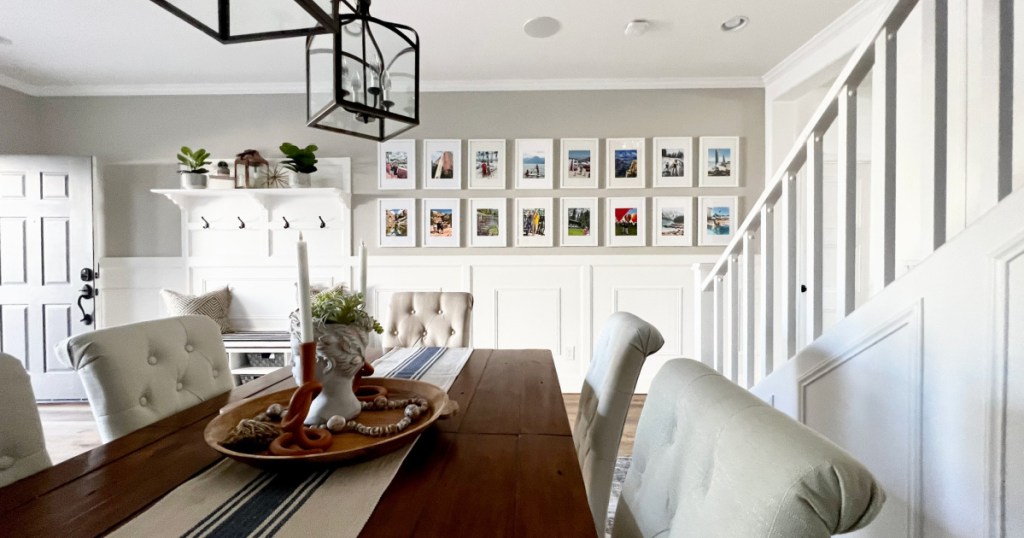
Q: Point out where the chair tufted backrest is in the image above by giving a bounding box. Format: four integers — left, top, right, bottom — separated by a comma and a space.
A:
574, 312, 664, 536
0, 353, 52, 487
57, 315, 233, 443
383, 292, 473, 349
613, 359, 886, 538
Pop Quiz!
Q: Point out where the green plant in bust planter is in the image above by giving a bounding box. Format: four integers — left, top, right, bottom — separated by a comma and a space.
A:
280, 142, 319, 188
311, 286, 383, 335
177, 146, 212, 189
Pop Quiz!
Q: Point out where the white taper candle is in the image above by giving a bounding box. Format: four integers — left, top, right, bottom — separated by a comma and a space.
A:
359, 240, 368, 295
297, 232, 314, 343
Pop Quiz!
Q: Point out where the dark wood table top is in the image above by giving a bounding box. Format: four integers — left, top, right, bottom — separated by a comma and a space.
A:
0, 349, 595, 538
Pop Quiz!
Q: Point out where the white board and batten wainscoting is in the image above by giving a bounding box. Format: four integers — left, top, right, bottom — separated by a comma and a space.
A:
97, 254, 719, 393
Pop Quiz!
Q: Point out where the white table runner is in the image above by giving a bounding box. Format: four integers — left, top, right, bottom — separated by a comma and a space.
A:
111, 347, 473, 538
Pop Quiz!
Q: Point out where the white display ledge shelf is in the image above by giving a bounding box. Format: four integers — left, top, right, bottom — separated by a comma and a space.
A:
152, 188, 350, 210
230, 366, 283, 376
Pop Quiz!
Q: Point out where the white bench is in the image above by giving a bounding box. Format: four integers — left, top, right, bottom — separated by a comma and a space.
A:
221, 331, 291, 384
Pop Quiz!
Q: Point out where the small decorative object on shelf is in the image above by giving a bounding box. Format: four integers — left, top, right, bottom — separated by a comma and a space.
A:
216, 161, 231, 175
264, 164, 289, 189
177, 146, 211, 189
208, 160, 236, 189
234, 149, 270, 189
280, 142, 318, 188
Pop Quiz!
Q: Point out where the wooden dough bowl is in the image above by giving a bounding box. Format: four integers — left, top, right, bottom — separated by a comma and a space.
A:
205, 378, 451, 469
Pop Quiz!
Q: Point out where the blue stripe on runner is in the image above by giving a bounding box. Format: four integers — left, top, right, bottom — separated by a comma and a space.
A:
184, 471, 276, 538
199, 470, 330, 538
384, 347, 433, 379
389, 347, 446, 380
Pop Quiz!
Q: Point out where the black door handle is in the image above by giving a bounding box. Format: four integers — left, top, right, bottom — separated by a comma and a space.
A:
77, 284, 96, 325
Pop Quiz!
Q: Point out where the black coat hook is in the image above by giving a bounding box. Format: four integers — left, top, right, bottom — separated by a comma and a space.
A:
318, 216, 326, 229
201, 216, 209, 229
237, 216, 246, 229
282, 216, 290, 229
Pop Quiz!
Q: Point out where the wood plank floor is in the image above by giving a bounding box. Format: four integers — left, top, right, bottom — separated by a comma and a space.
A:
38, 394, 647, 464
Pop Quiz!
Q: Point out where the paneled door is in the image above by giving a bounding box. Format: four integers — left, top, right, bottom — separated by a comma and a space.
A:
0, 156, 95, 401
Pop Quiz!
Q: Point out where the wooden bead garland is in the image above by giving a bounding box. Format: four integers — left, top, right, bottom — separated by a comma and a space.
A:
319, 396, 430, 438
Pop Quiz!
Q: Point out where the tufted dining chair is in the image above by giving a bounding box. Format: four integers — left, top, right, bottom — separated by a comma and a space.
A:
382, 292, 473, 349
613, 359, 886, 537
57, 315, 233, 443
574, 312, 664, 537
0, 353, 52, 487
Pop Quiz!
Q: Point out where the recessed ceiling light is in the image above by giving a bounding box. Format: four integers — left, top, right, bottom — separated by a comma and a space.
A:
624, 20, 651, 37
523, 16, 561, 39
721, 16, 749, 32
0, 35, 13, 46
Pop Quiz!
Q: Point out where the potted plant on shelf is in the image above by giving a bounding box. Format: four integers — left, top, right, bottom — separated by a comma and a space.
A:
288, 286, 384, 424
177, 146, 212, 189
280, 142, 319, 188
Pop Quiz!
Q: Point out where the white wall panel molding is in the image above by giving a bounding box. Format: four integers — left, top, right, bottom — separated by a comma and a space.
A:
797, 300, 924, 538
988, 230, 1024, 537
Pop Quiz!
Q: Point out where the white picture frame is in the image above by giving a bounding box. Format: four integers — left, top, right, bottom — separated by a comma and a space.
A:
515, 139, 554, 189
699, 136, 740, 187
653, 137, 693, 188
378, 198, 416, 247
422, 198, 461, 248
653, 196, 693, 247
515, 197, 554, 247
378, 139, 416, 190
467, 139, 506, 189
698, 196, 738, 246
422, 140, 461, 190
559, 138, 599, 189
469, 198, 507, 247
606, 138, 645, 189
606, 197, 646, 247
560, 197, 598, 247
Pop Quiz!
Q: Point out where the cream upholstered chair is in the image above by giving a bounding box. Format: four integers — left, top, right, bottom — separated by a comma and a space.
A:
57, 315, 233, 443
0, 353, 52, 487
383, 292, 473, 348
613, 359, 886, 538
574, 312, 664, 537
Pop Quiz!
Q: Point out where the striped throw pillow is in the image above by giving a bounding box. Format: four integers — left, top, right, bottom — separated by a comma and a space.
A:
160, 287, 234, 333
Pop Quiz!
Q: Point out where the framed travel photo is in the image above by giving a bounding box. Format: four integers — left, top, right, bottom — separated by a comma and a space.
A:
653, 137, 693, 188
515, 139, 553, 189
378, 198, 416, 247
422, 198, 460, 248
515, 197, 554, 247
698, 196, 738, 246
699, 136, 739, 187
560, 138, 598, 189
606, 138, 645, 189
467, 139, 505, 189
469, 198, 507, 247
423, 140, 461, 190
378, 139, 416, 190
606, 197, 646, 247
560, 197, 598, 247
653, 196, 693, 247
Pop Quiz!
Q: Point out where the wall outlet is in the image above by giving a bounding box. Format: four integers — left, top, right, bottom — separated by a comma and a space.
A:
564, 346, 575, 361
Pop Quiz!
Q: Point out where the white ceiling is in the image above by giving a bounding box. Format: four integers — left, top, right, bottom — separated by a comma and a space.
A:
0, 0, 861, 96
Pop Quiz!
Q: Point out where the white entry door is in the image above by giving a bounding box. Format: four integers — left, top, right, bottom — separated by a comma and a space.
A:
0, 156, 95, 401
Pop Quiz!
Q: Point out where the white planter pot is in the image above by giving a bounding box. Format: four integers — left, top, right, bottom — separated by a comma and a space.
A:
289, 172, 312, 188
180, 172, 208, 189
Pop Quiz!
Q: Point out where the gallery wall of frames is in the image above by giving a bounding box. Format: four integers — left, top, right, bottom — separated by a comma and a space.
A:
376, 136, 741, 249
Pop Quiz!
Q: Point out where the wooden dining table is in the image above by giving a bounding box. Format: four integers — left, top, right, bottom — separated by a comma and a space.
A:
0, 349, 595, 537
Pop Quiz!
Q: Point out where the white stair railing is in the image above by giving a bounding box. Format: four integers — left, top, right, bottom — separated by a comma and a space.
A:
695, 0, 1017, 387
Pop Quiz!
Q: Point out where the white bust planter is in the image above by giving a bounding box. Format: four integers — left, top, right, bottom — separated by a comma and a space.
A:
289, 313, 369, 425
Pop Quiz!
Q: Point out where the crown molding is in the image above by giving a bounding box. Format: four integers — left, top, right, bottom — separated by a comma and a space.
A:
0, 76, 764, 97
761, 0, 891, 96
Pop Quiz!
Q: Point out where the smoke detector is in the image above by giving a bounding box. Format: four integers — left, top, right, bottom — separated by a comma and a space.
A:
624, 20, 650, 37
721, 16, 749, 32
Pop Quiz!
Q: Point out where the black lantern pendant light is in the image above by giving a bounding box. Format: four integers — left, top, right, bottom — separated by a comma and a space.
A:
305, 0, 420, 141
149, 0, 337, 43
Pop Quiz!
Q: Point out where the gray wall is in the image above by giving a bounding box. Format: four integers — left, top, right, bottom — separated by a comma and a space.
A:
0, 85, 41, 153
23, 88, 763, 257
